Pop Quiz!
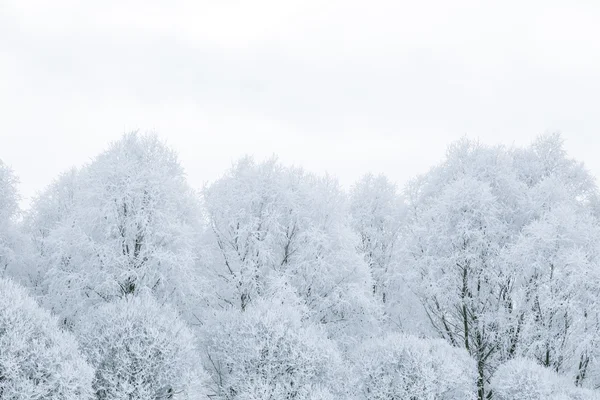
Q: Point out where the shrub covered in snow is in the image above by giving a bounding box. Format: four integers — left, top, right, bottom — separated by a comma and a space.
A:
353, 333, 477, 400
491, 358, 600, 400
202, 289, 345, 400
78, 294, 207, 400
0, 277, 93, 399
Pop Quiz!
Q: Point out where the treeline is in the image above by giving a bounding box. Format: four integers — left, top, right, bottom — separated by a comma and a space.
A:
1, 133, 600, 399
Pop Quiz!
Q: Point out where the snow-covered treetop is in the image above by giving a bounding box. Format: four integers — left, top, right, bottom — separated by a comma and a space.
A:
29, 133, 205, 323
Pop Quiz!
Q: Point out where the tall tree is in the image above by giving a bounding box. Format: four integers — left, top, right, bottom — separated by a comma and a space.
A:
0, 160, 24, 280
402, 135, 600, 396
203, 157, 381, 343
24, 167, 80, 288
508, 136, 600, 387
348, 173, 423, 332
403, 139, 533, 399
349, 173, 404, 306
30, 133, 205, 323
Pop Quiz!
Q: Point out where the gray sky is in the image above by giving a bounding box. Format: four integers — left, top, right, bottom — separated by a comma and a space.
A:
2, 0, 600, 206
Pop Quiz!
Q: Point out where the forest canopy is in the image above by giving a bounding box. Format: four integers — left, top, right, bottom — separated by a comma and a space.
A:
1, 133, 600, 400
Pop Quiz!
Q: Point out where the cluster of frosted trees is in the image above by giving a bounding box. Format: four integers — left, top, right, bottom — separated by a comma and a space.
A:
1, 133, 600, 399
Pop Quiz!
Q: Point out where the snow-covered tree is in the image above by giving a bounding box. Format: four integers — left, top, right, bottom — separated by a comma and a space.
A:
203, 157, 381, 343
353, 333, 477, 400
349, 174, 404, 306
0, 160, 23, 280
402, 139, 528, 398
8, 130, 600, 399
77, 294, 207, 400
0, 277, 93, 399
506, 185, 600, 386
512, 133, 597, 207
491, 358, 600, 400
23, 167, 80, 288
26, 168, 79, 255
504, 136, 600, 387
201, 285, 345, 400
402, 135, 600, 396
30, 133, 205, 323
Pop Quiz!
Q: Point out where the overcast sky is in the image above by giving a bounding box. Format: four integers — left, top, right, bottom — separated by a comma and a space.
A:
2, 0, 600, 206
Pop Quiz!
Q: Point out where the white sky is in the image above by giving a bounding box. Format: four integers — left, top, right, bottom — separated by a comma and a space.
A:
2, 0, 600, 206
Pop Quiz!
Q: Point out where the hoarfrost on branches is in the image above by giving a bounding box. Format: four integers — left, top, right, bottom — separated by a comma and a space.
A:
77, 294, 208, 400
3, 133, 600, 399
0, 277, 94, 399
